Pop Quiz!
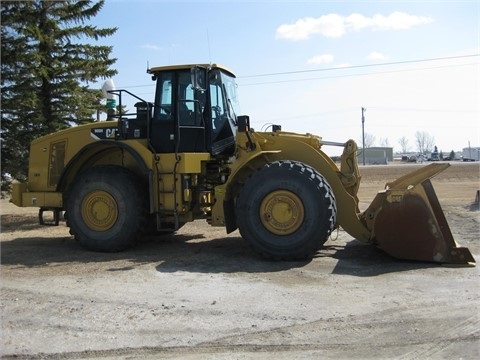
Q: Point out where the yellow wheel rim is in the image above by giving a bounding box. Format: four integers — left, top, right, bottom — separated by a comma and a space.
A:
260, 190, 304, 235
81, 191, 118, 231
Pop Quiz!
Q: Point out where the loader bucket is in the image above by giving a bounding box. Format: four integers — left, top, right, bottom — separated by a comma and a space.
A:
363, 163, 475, 265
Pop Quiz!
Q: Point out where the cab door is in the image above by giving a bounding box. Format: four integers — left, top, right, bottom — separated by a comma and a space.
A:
151, 70, 206, 153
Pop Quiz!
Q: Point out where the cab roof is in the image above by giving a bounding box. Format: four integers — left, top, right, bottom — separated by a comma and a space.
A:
148, 63, 236, 78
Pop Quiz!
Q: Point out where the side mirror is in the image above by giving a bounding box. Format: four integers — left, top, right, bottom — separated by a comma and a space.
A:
191, 66, 206, 91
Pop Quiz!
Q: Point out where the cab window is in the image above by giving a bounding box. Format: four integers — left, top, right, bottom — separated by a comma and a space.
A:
153, 72, 173, 120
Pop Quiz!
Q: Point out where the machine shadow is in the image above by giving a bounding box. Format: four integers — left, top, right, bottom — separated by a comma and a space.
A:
0, 232, 310, 274
2, 211, 440, 275
1, 232, 440, 276
152, 235, 311, 274
323, 240, 437, 276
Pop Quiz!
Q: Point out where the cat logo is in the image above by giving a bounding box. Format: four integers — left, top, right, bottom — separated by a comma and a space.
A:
90, 127, 117, 140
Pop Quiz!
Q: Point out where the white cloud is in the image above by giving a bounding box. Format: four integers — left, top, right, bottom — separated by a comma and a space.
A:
276, 14, 345, 40
140, 44, 161, 51
276, 12, 434, 40
307, 54, 334, 65
370, 12, 433, 31
366, 52, 389, 61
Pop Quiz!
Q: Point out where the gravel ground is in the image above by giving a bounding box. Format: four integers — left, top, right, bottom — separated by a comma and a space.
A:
1, 162, 479, 359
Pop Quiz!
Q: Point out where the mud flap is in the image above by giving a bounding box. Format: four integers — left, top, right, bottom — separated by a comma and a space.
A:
364, 164, 475, 265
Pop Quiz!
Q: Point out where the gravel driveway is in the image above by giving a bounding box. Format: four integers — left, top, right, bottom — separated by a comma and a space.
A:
1, 162, 479, 359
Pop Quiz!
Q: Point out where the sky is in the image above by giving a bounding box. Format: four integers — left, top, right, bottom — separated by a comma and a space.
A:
90, 0, 479, 156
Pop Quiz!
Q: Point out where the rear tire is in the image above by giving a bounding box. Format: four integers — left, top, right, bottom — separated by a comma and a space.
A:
236, 160, 337, 260
65, 166, 146, 252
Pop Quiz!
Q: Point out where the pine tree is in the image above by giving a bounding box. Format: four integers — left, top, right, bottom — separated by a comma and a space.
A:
1, 0, 117, 191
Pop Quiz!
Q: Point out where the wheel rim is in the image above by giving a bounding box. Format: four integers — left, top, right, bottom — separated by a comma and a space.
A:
81, 190, 118, 231
260, 190, 304, 235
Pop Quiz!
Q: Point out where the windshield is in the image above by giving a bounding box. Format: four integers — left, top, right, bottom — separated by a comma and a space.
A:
209, 69, 241, 123
207, 68, 238, 155
221, 71, 240, 121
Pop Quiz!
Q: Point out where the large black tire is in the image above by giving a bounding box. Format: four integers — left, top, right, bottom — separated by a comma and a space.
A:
236, 160, 337, 260
65, 166, 146, 252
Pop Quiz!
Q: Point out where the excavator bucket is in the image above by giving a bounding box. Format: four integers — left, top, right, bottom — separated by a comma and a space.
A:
362, 163, 475, 265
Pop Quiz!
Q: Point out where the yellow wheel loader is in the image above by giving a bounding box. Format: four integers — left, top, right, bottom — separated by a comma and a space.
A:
11, 64, 475, 265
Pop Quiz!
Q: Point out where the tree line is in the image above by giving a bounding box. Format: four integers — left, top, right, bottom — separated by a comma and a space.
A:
363, 130, 455, 158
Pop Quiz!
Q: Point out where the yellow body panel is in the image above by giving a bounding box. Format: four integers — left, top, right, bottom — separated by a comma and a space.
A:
11, 182, 62, 208
156, 153, 211, 173
27, 122, 121, 191
10, 183, 26, 207
22, 192, 63, 207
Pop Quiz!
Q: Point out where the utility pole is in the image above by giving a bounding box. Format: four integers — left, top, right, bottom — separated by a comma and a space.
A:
362, 107, 366, 165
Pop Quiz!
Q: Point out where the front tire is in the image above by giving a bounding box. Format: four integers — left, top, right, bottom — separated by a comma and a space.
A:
65, 166, 146, 252
236, 160, 337, 260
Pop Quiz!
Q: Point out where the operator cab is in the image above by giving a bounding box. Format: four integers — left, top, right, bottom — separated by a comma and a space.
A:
148, 64, 239, 155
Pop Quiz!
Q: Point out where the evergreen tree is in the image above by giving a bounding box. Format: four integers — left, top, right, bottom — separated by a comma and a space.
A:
1, 0, 117, 191
449, 150, 456, 161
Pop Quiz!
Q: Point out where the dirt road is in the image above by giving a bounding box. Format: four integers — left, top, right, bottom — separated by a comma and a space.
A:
1, 162, 479, 359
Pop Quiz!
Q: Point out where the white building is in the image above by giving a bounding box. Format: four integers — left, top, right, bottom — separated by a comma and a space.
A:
357, 147, 393, 165
462, 147, 480, 161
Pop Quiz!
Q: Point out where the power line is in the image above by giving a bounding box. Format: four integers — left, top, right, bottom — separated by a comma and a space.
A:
238, 62, 477, 87
237, 54, 479, 79
367, 106, 477, 114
